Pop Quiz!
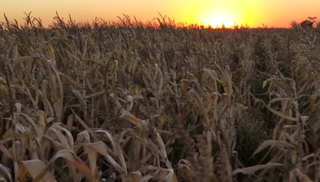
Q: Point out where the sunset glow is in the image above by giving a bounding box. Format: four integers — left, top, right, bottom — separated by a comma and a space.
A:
191, 1, 245, 28
198, 10, 241, 28
207, 13, 235, 28
0, 0, 319, 28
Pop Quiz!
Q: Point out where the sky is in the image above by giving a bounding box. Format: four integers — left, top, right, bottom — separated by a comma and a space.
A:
1, 0, 320, 28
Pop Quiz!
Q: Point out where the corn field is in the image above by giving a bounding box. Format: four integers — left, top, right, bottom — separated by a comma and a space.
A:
0, 13, 320, 182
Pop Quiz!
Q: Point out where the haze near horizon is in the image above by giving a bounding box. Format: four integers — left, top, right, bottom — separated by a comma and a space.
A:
1, 0, 320, 28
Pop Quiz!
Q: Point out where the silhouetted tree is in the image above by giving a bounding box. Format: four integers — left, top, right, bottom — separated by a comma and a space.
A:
301, 20, 313, 28
301, 17, 316, 28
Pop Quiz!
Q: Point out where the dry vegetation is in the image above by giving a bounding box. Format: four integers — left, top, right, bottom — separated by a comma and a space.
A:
0, 13, 320, 182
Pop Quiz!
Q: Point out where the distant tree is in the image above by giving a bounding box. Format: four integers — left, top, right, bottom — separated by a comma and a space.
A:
301, 20, 313, 28
301, 17, 317, 28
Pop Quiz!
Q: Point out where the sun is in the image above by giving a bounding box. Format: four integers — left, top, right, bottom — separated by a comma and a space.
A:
192, 2, 244, 28
206, 13, 234, 28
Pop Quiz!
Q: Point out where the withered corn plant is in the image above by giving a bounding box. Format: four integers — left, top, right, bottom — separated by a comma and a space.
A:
0, 12, 320, 182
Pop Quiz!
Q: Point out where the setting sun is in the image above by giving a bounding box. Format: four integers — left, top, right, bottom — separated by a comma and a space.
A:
206, 13, 235, 28
191, 1, 244, 28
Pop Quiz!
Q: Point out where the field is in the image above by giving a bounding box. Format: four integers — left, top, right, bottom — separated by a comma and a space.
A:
1, 14, 320, 182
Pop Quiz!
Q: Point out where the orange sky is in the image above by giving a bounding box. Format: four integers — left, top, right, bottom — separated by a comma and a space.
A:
1, 0, 320, 28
